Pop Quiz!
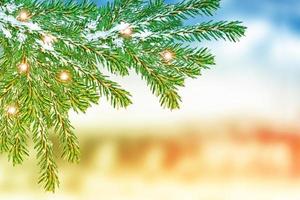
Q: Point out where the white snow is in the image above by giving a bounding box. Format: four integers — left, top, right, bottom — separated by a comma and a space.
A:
84, 22, 132, 41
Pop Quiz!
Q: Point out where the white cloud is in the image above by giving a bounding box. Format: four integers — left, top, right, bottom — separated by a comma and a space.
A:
270, 31, 300, 69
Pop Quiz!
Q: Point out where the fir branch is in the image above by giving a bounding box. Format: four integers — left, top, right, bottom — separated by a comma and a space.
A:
144, 45, 215, 78
127, 48, 184, 109
53, 111, 80, 163
169, 21, 246, 42
175, 0, 221, 17
0, 120, 11, 153
109, 0, 143, 25
8, 118, 29, 165
28, 82, 60, 192
136, 0, 220, 24
95, 72, 133, 108
33, 121, 59, 192
0, 0, 246, 192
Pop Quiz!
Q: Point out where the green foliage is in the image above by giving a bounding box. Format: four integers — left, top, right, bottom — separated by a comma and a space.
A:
0, 0, 246, 192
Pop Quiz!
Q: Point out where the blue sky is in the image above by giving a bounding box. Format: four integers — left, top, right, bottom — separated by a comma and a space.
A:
221, 0, 300, 32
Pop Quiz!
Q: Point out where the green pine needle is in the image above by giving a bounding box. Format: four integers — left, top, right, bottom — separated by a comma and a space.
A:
0, 0, 246, 192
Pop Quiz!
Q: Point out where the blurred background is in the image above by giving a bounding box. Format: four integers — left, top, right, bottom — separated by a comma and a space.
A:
1, 0, 300, 199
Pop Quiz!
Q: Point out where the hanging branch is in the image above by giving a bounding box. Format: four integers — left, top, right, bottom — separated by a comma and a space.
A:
0, 0, 246, 191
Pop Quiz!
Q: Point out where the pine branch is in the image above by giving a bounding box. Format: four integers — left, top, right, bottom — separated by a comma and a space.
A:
95, 72, 133, 108
136, 0, 220, 23
144, 45, 215, 78
126, 48, 184, 109
53, 111, 80, 163
170, 21, 246, 42
33, 121, 59, 192
0, 123, 10, 152
28, 81, 60, 192
0, 0, 246, 191
8, 119, 29, 165
141, 21, 246, 42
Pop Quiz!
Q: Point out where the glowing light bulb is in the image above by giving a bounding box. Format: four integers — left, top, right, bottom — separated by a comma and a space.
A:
6, 105, 18, 116
120, 25, 133, 37
161, 50, 174, 62
18, 62, 30, 74
42, 34, 56, 45
17, 10, 31, 22
58, 70, 71, 83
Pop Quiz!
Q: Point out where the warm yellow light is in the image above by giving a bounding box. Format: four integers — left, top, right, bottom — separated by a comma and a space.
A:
18, 62, 30, 74
6, 105, 18, 116
17, 10, 31, 22
58, 70, 72, 83
42, 34, 56, 45
161, 50, 175, 62
120, 26, 133, 37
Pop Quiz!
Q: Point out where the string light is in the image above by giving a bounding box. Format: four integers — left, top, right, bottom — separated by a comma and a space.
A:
17, 9, 31, 22
18, 61, 30, 74
120, 25, 133, 37
58, 70, 72, 83
42, 34, 56, 45
6, 105, 18, 116
161, 50, 175, 62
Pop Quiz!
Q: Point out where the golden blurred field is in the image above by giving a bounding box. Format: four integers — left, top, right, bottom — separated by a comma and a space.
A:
1, 118, 300, 200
